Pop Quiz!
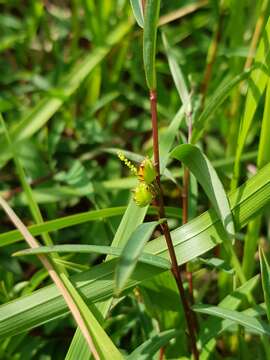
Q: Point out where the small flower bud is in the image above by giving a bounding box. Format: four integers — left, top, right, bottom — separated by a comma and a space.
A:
133, 182, 153, 207
138, 157, 157, 184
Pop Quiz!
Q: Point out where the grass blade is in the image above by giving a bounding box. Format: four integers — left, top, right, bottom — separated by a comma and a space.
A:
159, 107, 184, 173
127, 329, 179, 360
199, 276, 259, 354
171, 144, 235, 237
242, 77, 270, 279
193, 304, 270, 336
143, 0, 160, 89
0, 206, 180, 248
115, 221, 161, 294
232, 16, 270, 188
259, 247, 270, 322
170, 144, 248, 283
258, 78, 270, 169
13, 244, 171, 270
191, 68, 253, 144
130, 0, 144, 28
162, 32, 191, 115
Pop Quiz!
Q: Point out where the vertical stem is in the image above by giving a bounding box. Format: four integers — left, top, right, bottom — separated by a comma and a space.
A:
200, 13, 223, 108
182, 119, 194, 303
159, 347, 165, 360
244, 0, 269, 70
149, 89, 199, 360
142, 0, 146, 13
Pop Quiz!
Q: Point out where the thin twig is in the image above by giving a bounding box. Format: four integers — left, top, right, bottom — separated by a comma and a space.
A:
149, 89, 199, 360
244, 0, 269, 70
158, 0, 208, 26
200, 12, 224, 108
2, 173, 53, 201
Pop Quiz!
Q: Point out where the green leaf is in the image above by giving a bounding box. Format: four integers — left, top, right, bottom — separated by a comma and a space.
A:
13, 244, 171, 270
159, 107, 184, 173
258, 78, 270, 169
0, 206, 180, 248
127, 329, 179, 360
170, 144, 235, 237
140, 271, 187, 356
198, 276, 259, 353
115, 221, 161, 294
199, 257, 234, 274
143, 0, 160, 89
130, 0, 144, 28
191, 68, 253, 144
232, 16, 270, 188
259, 247, 270, 322
193, 304, 270, 336
61, 274, 124, 360
162, 32, 191, 115
241, 71, 270, 280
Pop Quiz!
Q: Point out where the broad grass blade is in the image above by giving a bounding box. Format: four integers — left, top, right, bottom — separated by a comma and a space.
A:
130, 0, 144, 28
143, 0, 160, 89
115, 221, 161, 294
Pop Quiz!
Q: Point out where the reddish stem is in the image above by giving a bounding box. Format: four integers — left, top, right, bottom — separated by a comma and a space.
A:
182, 119, 195, 304
149, 89, 199, 360
159, 347, 165, 360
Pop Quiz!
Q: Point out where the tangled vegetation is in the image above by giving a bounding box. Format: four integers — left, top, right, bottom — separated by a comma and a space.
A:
0, 1, 270, 359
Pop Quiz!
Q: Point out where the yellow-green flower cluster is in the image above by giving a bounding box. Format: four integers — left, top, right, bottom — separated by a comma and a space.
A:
117, 151, 138, 176
117, 151, 157, 208
133, 182, 154, 207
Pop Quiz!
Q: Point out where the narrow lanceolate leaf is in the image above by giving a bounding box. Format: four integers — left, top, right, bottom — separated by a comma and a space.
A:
162, 32, 191, 115
242, 75, 270, 279
0, 206, 180, 248
258, 78, 270, 168
193, 304, 270, 336
232, 16, 270, 188
171, 144, 235, 237
143, 0, 161, 89
13, 244, 171, 270
127, 329, 179, 360
159, 106, 184, 173
259, 248, 270, 322
199, 276, 259, 351
115, 221, 161, 294
61, 275, 123, 360
191, 68, 253, 144
130, 0, 144, 28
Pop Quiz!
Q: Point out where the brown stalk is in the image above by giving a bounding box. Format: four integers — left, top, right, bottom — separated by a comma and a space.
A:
244, 0, 268, 70
158, 0, 208, 27
200, 13, 224, 108
2, 173, 53, 201
227, 0, 268, 157
149, 89, 199, 360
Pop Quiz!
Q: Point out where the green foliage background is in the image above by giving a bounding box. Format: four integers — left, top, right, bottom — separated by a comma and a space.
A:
0, 0, 270, 359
